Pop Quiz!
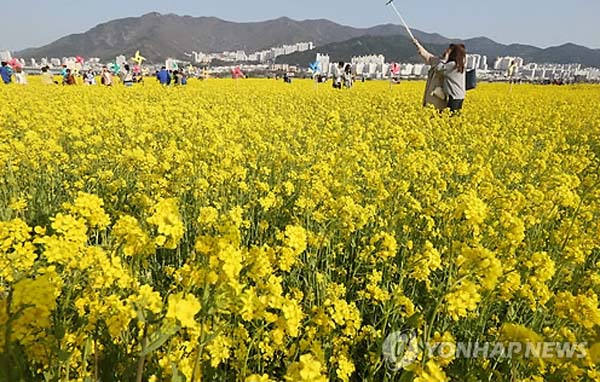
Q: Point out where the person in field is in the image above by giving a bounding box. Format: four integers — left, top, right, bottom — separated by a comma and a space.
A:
135, 71, 144, 84
157, 66, 170, 85
344, 63, 353, 88
60, 65, 69, 84
180, 71, 188, 86
101, 66, 113, 86
121, 64, 134, 87
14, 67, 28, 85
332, 62, 344, 89
434, 43, 467, 112
508, 60, 518, 84
41, 66, 56, 85
0, 62, 12, 84
64, 69, 77, 85
84, 71, 96, 85
413, 40, 467, 112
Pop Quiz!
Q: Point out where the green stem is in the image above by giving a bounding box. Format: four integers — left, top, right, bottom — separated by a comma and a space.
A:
2, 288, 14, 381
136, 325, 148, 382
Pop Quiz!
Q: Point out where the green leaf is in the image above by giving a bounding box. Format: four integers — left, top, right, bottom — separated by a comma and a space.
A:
82, 337, 93, 363
171, 362, 185, 382
140, 325, 180, 357
43, 370, 55, 382
136, 307, 146, 323
405, 312, 422, 329
399, 370, 415, 382
57, 348, 71, 363
54, 323, 66, 341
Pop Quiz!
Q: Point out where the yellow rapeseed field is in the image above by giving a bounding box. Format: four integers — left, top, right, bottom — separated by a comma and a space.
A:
1, 78, 600, 382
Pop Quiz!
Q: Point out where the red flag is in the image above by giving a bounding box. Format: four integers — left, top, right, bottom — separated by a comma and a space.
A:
231, 67, 244, 79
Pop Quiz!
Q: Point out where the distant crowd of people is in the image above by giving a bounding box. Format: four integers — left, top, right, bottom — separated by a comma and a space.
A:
1, 62, 28, 85
0, 61, 191, 88
155, 67, 188, 86
2, 40, 470, 112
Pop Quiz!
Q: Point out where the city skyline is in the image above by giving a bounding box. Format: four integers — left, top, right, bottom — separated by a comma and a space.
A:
1, 0, 599, 51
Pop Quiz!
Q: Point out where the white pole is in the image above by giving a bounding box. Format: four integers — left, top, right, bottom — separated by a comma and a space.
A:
388, 1, 416, 41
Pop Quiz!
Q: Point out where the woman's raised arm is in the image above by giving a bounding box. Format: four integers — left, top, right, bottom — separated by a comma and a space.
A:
413, 38, 435, 64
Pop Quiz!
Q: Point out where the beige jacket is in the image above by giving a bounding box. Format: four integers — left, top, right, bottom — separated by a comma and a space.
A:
414, 41, 448, 111
423, 56, 447, 110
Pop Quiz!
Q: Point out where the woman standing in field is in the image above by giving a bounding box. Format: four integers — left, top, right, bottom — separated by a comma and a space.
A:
121, 64, 134, 87
413, 40, 467, 112
344, 63, 353, 88
14, 67, 28, 85
332, 62, 344, 89
41, 66, 56, 85
435, 43, 467, 112
413, 39, 446, 111
101, 66, 113, 86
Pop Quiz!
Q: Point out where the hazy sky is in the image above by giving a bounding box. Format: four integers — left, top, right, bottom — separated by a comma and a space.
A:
1, 0, 599, 51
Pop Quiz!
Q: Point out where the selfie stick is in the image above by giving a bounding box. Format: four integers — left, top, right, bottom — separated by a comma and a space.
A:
386, 0, 416, 41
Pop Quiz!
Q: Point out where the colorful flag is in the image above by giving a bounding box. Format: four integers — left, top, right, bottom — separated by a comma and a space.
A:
309, 61, 320, 73
109, 62, 121, 75
231, 67, 244, 79
132, 51, 146, 65
8, 58, 22, 69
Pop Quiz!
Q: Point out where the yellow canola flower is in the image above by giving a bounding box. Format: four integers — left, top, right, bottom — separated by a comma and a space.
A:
245, 374, 273, 382
147, 198, 185, 249
206, 334, 233, 367
113, 215, 153, 257
445, 280, 481, 320
554, 291, 600, 330
132, 284, 163, 315
455, 244, 503, 290
415, 360, 448, 382
50, 213, 88, 244
285, 353, 328, 382
500, 323, 544, 345
65, 191, 111, 229
0, 79, 599, 382
409, 241, 442, 283
278, 225, 308, 271
336, 354, 356, 382
281, 298, 305, 338
166, 293, 201, 328
0, 219, 36, 281
198, 206, 219, 226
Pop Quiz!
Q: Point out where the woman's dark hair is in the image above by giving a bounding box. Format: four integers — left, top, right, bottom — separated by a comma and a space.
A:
448, 44, 466, 74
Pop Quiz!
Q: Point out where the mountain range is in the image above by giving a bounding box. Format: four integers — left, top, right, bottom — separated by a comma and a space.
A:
16, 13, 600, 68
